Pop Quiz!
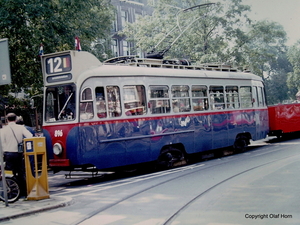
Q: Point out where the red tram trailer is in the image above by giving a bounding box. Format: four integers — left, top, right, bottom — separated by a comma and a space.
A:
268, 103, 300, 137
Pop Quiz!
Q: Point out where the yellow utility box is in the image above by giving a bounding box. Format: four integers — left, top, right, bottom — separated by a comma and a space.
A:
24, 137, 50, 200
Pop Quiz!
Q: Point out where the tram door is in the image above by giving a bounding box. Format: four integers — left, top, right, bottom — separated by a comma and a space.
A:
253, 86, 268, 140
191, 85, 212, 152
210, 86, 228, 148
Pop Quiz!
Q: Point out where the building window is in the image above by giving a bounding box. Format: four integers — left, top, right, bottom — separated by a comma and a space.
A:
123, 40, 129, 56
121, 10, 129, 29
112, 13, 118, 32
112, 39, 119, 57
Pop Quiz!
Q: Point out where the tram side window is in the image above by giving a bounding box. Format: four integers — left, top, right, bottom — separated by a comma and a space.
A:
262, 87, 266, 106
257, 87, 264, 107
171, 85, 190, 113
95, 87, 107, 118
45, 84, 76, 122
80, 87, 94, 120
192, 85, 208, 111
107, 86, 122, 117
252, 86, 258, 108
225, 86, 239, 109
149, 86, 170, 114
209, 86, 225, 110
124, 85, 146, 116
240, 86, 253, 108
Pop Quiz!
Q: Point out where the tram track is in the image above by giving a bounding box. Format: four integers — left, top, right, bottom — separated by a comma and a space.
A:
69, 142, 300, 225
163, 155, 297, 224
52, 140, 272, 196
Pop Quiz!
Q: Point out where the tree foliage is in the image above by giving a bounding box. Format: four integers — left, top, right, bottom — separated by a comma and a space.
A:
0, 0, 296, 109
264, 51, 292, 105
122, 0, 252, 64
122, 0, 290, 104
241, 20, 287, 76
287, 41, 300, 95
0, 0, 114, 97
0, 0, 114, 124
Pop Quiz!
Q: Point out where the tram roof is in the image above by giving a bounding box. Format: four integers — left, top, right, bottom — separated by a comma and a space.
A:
42, 51, 263, 86
80, 60, 262, 82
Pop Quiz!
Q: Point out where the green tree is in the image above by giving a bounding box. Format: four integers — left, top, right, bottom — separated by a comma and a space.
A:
287, 41, 300, 97
122, 0, 290, 104
122, 1, 288, 72
264, 52, 292, 105
0, 0, 114, 122
0, 0, 114, 97
240, 20, 287, 76
240, 21, 289, 104
122, 0, 252, 63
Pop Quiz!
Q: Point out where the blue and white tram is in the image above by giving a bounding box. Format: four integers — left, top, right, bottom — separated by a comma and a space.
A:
41, 50, 269, 171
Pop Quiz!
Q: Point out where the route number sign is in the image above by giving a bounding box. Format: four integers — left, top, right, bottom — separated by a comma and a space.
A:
45, 54, 72, 75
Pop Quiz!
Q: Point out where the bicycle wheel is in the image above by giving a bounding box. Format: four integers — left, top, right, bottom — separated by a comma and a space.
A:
0, 177, 21, 203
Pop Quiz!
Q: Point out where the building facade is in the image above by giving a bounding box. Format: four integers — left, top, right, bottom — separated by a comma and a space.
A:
110, 0, 153, 57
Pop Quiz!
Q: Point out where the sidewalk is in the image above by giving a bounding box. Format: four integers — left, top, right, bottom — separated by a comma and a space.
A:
0, 196, 72, 222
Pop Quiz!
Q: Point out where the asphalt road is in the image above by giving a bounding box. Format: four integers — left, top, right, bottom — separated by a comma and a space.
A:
2, 136, 300, 225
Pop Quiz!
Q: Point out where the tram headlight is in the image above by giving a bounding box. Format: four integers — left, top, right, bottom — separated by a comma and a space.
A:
53, 143, 63, 155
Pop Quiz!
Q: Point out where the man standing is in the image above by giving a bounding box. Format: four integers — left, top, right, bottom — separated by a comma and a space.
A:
1, 113, 33, 194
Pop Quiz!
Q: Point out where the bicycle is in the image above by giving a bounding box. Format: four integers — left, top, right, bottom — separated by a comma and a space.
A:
0, 166, 21, 203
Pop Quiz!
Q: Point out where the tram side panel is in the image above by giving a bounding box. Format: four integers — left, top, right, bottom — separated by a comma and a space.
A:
79, 122, 127, 169
125, 119, 151, 166
193, 114, 212, 153
227, 110, 248, 147
44, 107, 268, 171
79, 121, 142, 169
256, 109, 269, 140
171, 115, 195, 155
211, 112, 228, 149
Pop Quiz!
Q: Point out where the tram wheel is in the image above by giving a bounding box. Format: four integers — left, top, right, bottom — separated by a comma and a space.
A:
156, 147, 187, 170
0, 177, 21, 203
233, 137, 247, 153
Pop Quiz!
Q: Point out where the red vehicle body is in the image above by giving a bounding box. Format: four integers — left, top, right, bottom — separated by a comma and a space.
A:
268, 103, 300, 137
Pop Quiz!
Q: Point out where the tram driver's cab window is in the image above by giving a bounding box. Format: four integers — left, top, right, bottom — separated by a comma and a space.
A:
45, 84, 76, 122
149, 86, 170, 114
226, 86, 239, 109
209, 86, 225, 110
171, 85, 191, 113
123, 85, 146, 116
80, 87, 94, 120
192, 85, 208, 111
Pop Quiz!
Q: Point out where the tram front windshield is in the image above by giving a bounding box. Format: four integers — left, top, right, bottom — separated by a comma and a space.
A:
45, 84, 76, 122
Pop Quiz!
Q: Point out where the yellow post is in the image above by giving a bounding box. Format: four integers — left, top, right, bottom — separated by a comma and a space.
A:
24, 137, 50, 200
